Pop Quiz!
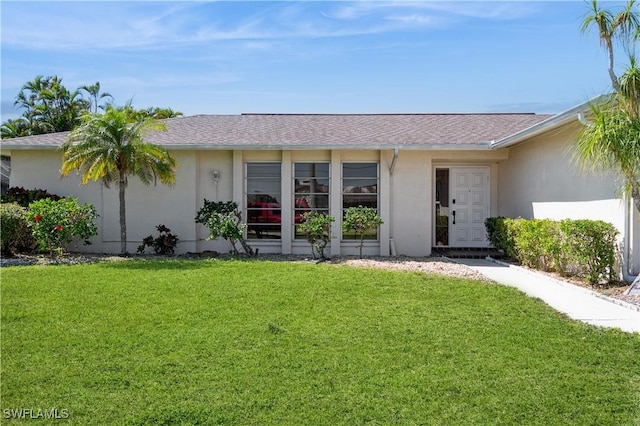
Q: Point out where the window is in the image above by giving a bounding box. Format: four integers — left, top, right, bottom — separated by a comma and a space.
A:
342, 162, 379, 240
435, 169, 449, 246
293, 162, 330, 239
246, 163, 281, 240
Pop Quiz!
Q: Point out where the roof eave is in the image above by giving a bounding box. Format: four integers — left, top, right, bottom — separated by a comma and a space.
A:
490, 96, 606, 150
0, 144, 60, 151
3, 142, 492, 151
160, 143, 492, 151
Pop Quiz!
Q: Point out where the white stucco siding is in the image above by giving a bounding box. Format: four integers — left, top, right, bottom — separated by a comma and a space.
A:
10, 150, 98, 203
96, 150, 197, 253
8, 149, 233, 254
194, 150, 234, 253
530, 200, 625, 230
9, 150, 112, 252
497, 124, 624, 230
390, 151, 432, 256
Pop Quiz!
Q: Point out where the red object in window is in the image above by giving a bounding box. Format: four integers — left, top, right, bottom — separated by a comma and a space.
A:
55, 225, 63, 231
294, 198, 310, 223
35, 214, 42, 223
248, 202, 282, 223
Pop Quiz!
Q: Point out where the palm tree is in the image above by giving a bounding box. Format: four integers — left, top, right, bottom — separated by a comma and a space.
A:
127, 106, 184, 120
618, 54, 640, 118
577, 1, 640, 213
60, 106, 178, 254
14, 75, 87, 134
581, 0, 640, 92
574, 100, 640, 213
1, 118, 32, 138
80, 82, 113, 114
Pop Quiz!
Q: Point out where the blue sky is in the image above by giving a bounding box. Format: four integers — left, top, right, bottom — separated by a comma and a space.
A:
0, 1, 626, 122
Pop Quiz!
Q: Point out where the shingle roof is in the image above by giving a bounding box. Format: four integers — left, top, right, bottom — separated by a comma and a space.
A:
1, 113, 554, 150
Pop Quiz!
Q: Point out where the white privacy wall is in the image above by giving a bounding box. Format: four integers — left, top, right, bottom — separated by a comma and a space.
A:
497, 124, 624, 229
496, 123, 639, 275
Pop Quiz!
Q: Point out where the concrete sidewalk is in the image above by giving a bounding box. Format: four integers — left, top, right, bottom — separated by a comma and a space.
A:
456, 258, 640, 334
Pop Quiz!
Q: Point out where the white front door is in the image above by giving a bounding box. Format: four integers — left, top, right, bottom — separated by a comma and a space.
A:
449, 167, 490, 247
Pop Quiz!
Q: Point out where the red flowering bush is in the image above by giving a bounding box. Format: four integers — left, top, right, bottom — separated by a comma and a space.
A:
26, 197, 98, 256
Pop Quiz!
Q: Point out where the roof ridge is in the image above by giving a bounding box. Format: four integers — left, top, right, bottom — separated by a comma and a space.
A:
236, 112, 545, 117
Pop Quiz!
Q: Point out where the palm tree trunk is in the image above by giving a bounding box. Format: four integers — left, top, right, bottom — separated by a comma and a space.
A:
607, 39, 621, 93
119, 174, 127, 254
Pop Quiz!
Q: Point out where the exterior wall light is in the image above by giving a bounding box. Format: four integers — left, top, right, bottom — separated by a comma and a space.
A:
211, 169, 221, 184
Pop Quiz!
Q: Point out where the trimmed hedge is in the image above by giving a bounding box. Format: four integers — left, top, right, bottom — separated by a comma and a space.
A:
485, 217, 619, 284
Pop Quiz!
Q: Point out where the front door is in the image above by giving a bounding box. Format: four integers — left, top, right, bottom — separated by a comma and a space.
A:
450, 167, 490, 247
435, 167, 490, 248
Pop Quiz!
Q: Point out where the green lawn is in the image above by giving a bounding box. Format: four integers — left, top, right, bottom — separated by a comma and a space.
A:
1, 259, 639, 425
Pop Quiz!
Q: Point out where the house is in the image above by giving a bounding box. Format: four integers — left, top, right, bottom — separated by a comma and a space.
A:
1, 101, 638, 279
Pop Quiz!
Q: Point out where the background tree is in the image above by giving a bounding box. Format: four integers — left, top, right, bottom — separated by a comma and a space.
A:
80, 82, 113, 114
577, 0, 640, 212
1, 75, 183, 139
14, 75, 88, 135
61, 106, 178, 254
137, 107, 183, 120
1, 118, 32, 138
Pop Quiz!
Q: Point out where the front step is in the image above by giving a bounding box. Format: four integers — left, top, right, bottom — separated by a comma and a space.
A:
432, 247, 504, 259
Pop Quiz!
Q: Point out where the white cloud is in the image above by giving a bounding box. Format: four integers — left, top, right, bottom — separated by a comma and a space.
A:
324, 1, 538, 23
2, 1, 537, 53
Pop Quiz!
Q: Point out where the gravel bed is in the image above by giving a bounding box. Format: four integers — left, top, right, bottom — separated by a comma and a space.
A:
2, 252, 638, 309
325, 256, 493, 282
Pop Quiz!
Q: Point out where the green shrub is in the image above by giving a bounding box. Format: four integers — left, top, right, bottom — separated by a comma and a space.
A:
512, 219, 563, 271
485, 217, 619, 284
137, 224, 179, 255
195, 200, 237, 224
26, 197, 98, 256
560, 220, 618, 284
485, 216, 520, 260
0, 203, 36, 256
1, 186, 62, 207
342, 206, 383, 258
195, 200, 254, 256
298, 211, 335, 260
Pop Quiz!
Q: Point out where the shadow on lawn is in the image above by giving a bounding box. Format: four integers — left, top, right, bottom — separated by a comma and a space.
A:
98, 258, 211, 270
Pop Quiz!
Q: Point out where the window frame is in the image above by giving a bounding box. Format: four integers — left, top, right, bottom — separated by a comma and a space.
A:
245, 162, 282, 241
292, 162, 331, 240
341, 162, 380, 241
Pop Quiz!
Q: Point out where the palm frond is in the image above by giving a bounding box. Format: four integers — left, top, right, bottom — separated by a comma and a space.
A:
61, 105, 176, 190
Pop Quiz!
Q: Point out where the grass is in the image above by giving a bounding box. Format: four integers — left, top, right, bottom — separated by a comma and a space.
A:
1, 259, 639, 425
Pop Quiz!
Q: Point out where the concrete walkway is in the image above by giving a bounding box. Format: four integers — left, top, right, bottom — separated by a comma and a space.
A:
456, 258, 640, 334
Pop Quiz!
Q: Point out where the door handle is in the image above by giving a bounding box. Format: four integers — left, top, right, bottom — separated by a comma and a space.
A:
452, 210, 456, 225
